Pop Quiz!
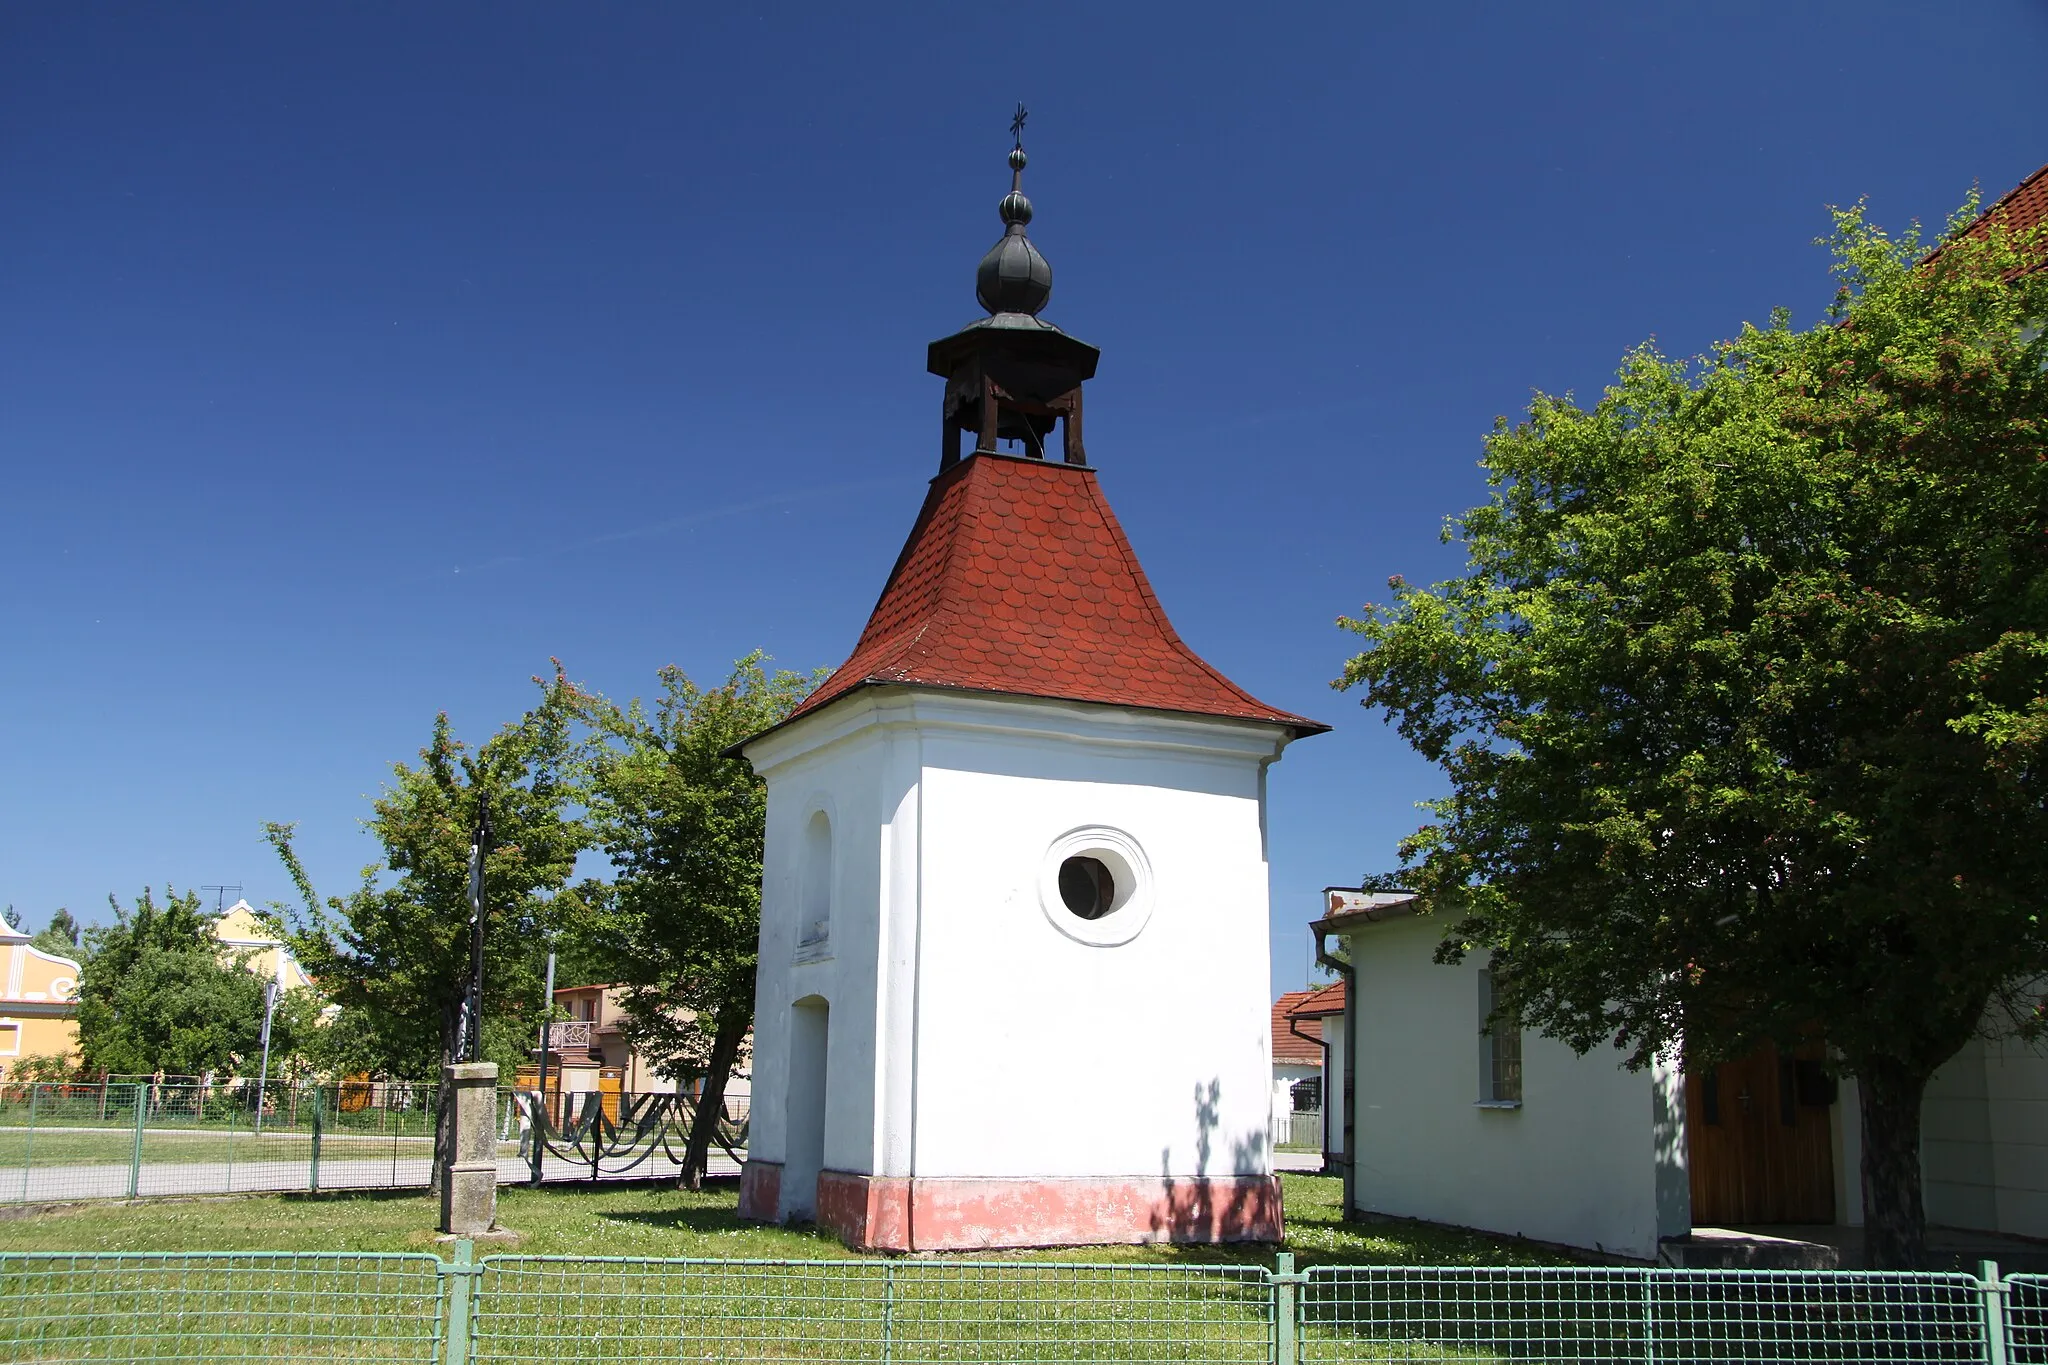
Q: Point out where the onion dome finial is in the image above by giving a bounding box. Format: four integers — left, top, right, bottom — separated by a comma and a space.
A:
976, 104, 1052, 316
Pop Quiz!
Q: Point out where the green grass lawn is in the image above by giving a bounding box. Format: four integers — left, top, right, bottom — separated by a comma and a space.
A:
6, 1180, 1941, 1365
0, 1173, 1557, 1266
0, 1176, 1573, 1365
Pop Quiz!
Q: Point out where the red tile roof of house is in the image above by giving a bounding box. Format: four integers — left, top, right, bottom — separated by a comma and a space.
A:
1271, 990, 1326, 1065
1934, 159, 2048, 275
786, 452, 1328, 733
1287, 980, 1347, 1019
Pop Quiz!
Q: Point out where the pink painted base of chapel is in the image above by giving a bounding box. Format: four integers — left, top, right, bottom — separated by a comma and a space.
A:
738, 1160, 1282, 1252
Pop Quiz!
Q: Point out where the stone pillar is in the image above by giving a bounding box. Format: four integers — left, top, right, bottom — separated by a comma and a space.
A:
438, 1062, 499, 1237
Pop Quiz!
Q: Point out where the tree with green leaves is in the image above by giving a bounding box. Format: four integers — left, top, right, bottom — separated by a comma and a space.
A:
6, 1054, 79, 1085
573, 653, 818, 1187
264, 667, 592, 1091
75, 887, 313, 1078
1337, 198, 2047, 1269
31, 908, 80, 959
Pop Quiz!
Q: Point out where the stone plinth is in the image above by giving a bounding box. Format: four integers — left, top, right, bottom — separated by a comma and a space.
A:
437, 1062, 500, 1237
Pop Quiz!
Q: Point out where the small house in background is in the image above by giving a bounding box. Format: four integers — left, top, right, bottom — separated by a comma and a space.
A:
1270, 982, 1345, 1160
0, 922, 81, 1076
1270, 989, 1325, 1150
518, 983, 751, 1122
1292, 983, 1346, 1162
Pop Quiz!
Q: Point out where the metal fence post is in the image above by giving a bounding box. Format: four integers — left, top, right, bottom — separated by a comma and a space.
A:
1272, 1252, 1301, 1365
17, 1083, 39, 1203
1980, 1260, 2008, 1365
222, 1085, 237, 1196
1640, 1268, 1659, 1365
128, 1082, 147, 1198
438, 1237, 479, 1365
528, 1092, 545, 1189
309, 1087, 324, 1193
880, 1261, 896, 1365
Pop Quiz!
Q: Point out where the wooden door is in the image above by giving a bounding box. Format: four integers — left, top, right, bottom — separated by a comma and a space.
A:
1686, 1043, 1836, 1225
598, 1070, 622, 1124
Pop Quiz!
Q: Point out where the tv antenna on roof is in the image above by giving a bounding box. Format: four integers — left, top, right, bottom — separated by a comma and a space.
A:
202, 884, 243, 913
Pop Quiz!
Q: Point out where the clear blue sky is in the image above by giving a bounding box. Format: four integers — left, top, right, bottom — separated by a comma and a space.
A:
3, 4, 2042, 1000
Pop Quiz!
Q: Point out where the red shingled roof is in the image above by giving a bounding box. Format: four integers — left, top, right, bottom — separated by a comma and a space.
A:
1271, 990, 1325, 1065
1288, 980, 1347, 1019
786, 452, 1327, 732
1932, 159, 2048, 276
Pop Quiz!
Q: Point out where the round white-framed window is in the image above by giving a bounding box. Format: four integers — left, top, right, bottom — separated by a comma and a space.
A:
1037, 825, 1154, 947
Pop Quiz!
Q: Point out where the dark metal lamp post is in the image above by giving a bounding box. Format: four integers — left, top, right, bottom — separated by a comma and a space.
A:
459, 795, 493, 1064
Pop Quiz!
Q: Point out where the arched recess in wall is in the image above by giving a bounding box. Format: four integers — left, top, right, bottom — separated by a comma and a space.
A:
796, 809, 832, 961
781, 994, 830, 1222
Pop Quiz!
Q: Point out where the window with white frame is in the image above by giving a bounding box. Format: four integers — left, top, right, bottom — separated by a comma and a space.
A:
1477, 969, 1523, 1105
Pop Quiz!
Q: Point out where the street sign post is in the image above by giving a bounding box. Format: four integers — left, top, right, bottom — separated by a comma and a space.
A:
253, 977, 280, 1136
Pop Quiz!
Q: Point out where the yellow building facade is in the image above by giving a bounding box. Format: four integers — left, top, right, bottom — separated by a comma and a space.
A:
212, 900, 317, 992
0, 923, 83, 1075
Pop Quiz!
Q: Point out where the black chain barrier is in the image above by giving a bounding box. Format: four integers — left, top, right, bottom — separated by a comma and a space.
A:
517, 1090, 749, 1182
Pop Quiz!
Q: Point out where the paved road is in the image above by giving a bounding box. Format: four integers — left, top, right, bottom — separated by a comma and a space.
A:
7, 1137, 1315, 1203
5, 1150, 744, 1204
1271, 1150, 1329, 1173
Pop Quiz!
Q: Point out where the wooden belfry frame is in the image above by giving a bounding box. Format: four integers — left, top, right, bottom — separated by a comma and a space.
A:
940, 362, 1086, 469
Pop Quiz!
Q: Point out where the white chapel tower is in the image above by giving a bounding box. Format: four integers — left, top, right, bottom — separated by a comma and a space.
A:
735, 122, 1327, 1250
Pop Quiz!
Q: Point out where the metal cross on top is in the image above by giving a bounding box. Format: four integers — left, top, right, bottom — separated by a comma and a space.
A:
1010, 102, 1028, 148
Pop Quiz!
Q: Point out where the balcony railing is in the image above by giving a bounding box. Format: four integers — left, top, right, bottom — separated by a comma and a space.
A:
544, 1020, 595, 1050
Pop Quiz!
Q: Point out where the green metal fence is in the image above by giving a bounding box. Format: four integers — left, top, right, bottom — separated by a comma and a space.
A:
0, 1081, 439, 1204
0, 1251, 445, 1363
1, 1248, 2042, 1364
0, 1082, 750, 1205
1297, 1264, 2012, 1363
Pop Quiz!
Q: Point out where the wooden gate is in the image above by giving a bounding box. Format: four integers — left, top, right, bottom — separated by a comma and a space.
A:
598, 1069, 623, 1124
1685, 1043, 1837, 1225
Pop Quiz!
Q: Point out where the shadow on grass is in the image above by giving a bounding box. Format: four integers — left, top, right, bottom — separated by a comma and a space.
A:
275, 1187, 428, 1207
587, 1204, 774, 1238
268, 1172, 744, 1208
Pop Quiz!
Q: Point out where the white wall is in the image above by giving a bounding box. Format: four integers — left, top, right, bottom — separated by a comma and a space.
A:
745, 709, 902, 1185
1985, 1035, 2048, 1236
910, 697, 1284, 1181
1341, 913, 1685, 1260
1918, 1034, 2048, 1238
1322, 1015, 1345, 1157
1923, 1039, 1998, 1232
746, 687, 1292, 1191
1272, 1063, 1319, 1126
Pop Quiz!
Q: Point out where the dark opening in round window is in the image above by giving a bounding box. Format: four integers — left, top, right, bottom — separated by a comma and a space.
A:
1058, 855, 1117, 920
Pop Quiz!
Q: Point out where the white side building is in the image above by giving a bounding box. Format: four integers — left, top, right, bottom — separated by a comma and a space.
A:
1315, 889, 2047, 1261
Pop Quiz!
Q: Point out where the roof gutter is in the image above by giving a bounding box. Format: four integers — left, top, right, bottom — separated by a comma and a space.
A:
1285, 1009, 1335, 1165
1307, 917, 1357, 1215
